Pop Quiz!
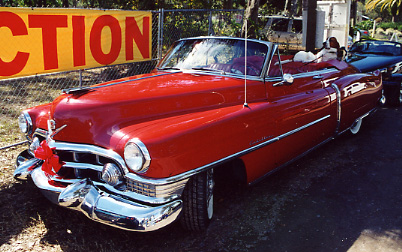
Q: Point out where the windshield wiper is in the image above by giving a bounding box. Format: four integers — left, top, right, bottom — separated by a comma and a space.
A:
192, 67, 225, 74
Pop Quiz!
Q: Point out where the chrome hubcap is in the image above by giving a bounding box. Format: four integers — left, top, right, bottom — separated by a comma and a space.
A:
350, 118, 362, 134
206, 169, 214, 219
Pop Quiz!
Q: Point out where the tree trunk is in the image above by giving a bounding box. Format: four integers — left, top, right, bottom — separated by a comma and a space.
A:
241, 0, 260, 38
223, 0, 233, 9
290, 0, 299, 16
284, 0, 289, 14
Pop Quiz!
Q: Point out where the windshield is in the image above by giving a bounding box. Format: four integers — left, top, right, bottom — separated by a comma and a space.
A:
349, 41, 402, 56
158, 38, 269, 76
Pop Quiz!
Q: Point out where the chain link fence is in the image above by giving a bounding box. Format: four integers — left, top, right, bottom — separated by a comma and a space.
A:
0, 8, 243, 147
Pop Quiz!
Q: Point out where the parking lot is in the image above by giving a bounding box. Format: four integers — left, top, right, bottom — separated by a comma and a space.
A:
1, 105, 402, 251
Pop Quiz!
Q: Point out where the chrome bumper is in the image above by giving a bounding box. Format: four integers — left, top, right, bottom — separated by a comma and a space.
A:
14, 157, 183, 232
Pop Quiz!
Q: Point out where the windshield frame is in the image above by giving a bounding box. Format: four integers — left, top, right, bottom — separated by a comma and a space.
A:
157, 37, 272, 80
348, 40, 402, 56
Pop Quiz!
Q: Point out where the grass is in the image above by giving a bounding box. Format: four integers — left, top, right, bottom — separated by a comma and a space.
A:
0, 63, 164, 251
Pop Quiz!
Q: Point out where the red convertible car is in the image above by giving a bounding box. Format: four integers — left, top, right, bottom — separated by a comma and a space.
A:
14, 37, 382, 232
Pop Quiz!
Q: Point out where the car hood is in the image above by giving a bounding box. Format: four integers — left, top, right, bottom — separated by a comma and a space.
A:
346, 53, 402, 72
49, 71, 266, 146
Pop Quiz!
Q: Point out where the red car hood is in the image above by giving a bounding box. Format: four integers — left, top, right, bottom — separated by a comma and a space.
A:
49, 72, 266, 147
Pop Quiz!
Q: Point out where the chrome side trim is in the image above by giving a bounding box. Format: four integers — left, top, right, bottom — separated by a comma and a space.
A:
266, 68, 339, 82
126, 114, 332, 185
331, 83, 342, 135
249, 135, 334, 186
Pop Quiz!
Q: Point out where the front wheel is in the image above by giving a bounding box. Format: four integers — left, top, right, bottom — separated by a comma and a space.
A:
180, 169, 214, 231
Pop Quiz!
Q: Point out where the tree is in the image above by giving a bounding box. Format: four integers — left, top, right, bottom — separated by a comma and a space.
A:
241, 0, 260, 38
366, 0, 402, 22
284, 0, 301, 16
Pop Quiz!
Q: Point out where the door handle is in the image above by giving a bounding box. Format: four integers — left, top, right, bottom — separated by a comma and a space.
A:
313, 75, 323, 79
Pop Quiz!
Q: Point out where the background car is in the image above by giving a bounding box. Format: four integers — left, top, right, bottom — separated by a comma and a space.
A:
261, 16, 303, 50
346, 39, 402, 105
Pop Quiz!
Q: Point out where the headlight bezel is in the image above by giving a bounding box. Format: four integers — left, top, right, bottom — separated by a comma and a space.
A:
18, 112, 33, 135
124, 138, 151, 173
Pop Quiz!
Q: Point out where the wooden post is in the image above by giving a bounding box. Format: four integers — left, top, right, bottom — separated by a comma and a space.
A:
305, 0, 317, 52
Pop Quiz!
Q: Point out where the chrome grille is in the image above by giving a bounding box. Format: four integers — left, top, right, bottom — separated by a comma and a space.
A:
127, 180, 156, 197
31, 134, 188, 201
125, 176, 188, 199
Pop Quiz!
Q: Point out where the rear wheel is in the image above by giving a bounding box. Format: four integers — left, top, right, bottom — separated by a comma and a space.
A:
350, 117, 362, 135
180, 169, 214, 231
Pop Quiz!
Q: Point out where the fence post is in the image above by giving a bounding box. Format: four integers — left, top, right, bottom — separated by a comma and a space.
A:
158, 9, 164, 61
79, 69, 82, 87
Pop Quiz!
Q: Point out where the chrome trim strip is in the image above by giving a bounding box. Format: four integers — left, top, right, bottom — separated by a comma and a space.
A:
34, 128, 48, 138
126, 114, 331, 185
63, 162, 103, 172
331, 83, 342, 135
266, 68, 338, 82
249, 135, 334, 186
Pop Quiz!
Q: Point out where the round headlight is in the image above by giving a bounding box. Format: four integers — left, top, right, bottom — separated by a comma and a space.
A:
18, 112, 32, 134
124, 138, 151, 173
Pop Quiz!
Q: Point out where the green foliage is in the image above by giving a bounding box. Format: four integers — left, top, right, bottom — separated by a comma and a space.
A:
377, 21, 402, 31
354, 20, 375, 31
0, 0, 234, 9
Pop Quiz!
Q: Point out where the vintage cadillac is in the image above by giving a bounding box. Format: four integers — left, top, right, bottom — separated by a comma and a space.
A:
14, 37, 383, 232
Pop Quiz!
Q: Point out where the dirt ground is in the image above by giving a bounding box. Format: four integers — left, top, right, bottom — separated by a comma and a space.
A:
1, 106, 402, 252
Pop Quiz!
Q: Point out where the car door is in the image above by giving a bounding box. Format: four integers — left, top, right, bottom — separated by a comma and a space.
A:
264, 48, 338, 169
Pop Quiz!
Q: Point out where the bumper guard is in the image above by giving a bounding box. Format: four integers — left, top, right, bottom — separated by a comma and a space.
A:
14, 158, 183, 232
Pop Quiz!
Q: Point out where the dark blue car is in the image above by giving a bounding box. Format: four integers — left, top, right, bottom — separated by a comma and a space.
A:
346, 40, 402, 106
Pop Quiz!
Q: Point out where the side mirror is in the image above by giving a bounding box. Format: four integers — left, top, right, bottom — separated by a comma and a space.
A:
273, 73, 294, 87
283, 73, 294, 84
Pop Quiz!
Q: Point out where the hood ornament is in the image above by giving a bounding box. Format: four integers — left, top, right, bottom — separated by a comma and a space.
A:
47, 119, 67, 141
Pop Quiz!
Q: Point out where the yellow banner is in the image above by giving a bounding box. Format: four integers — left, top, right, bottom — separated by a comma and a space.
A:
0, 7, 152, 79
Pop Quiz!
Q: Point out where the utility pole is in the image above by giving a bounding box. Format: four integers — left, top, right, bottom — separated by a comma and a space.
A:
305, 0, 317, 52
